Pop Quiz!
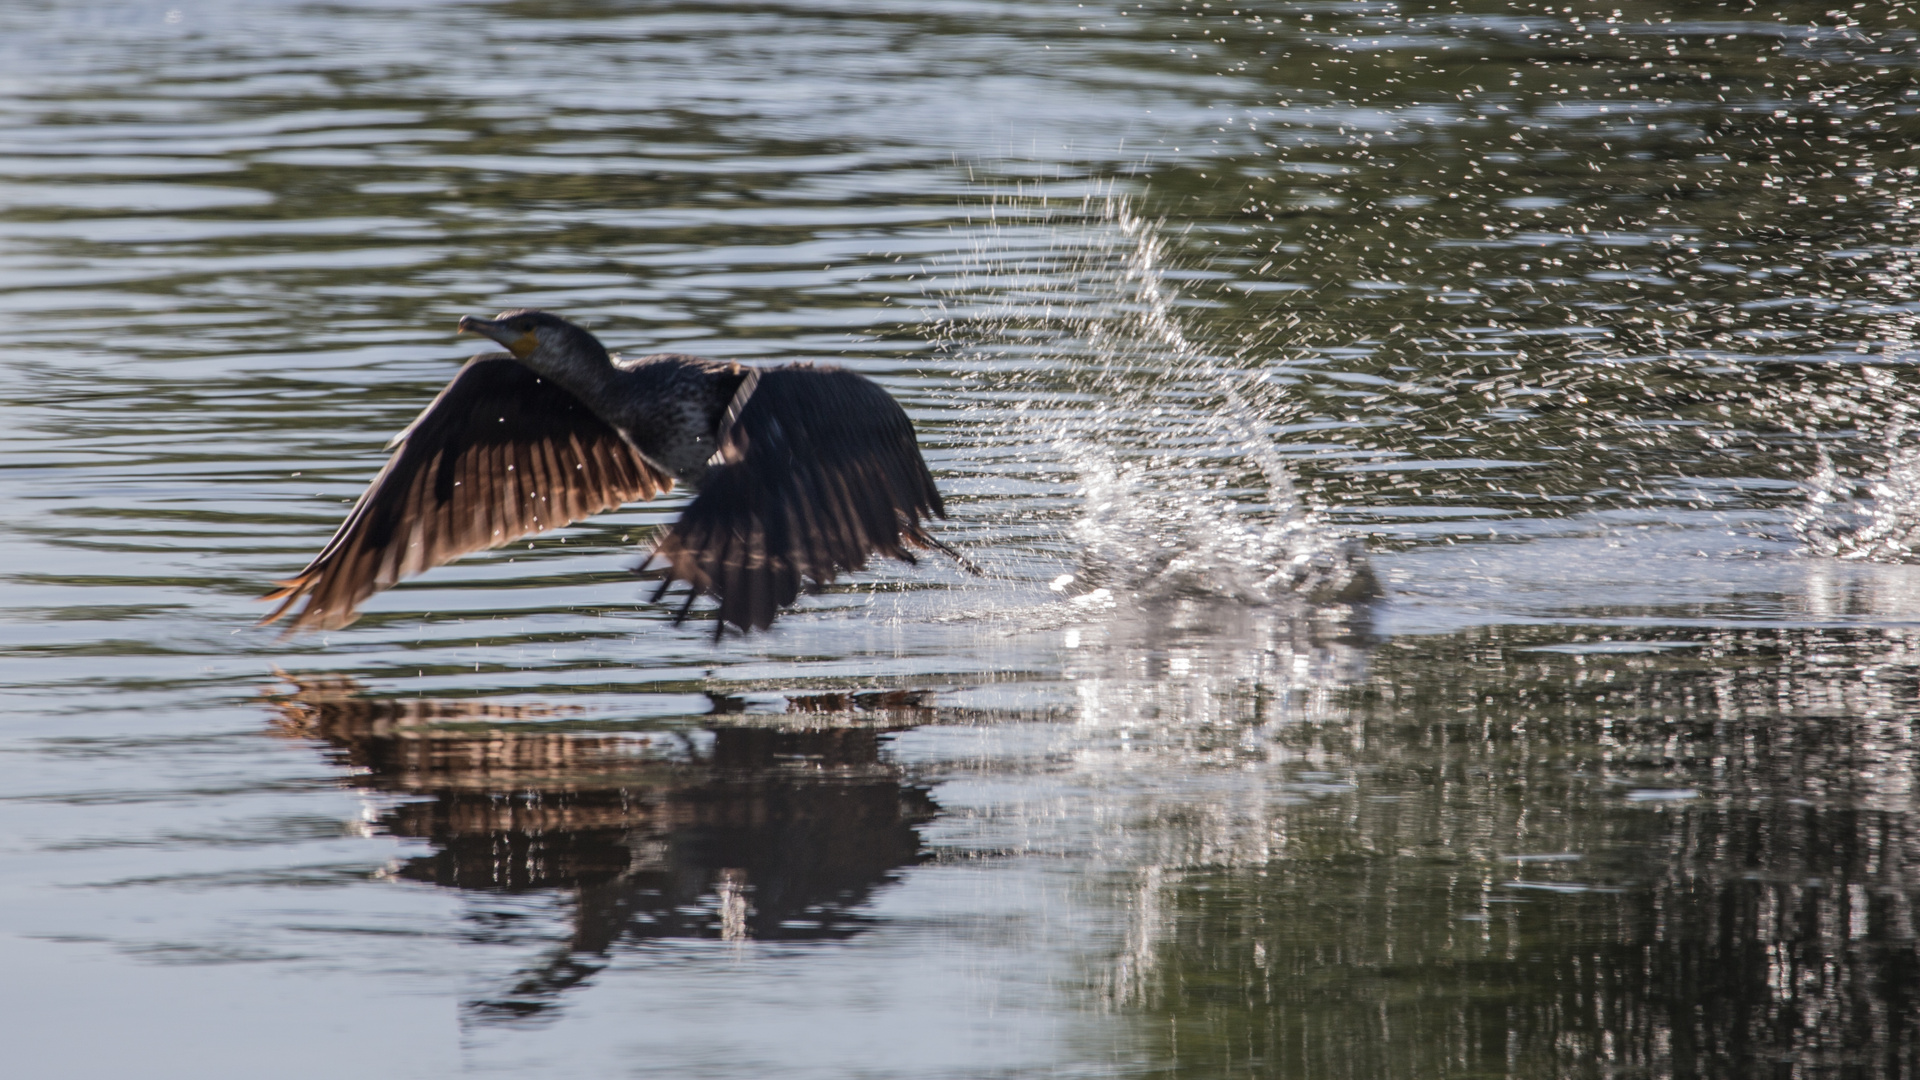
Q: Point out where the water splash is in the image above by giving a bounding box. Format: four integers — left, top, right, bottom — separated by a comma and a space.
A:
1795, 434, 1920, 562
927, 190, 1374, 617
1064, 442, 1369, 606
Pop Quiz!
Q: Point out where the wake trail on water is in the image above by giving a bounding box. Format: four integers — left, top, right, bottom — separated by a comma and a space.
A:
924, 190, 1375, 628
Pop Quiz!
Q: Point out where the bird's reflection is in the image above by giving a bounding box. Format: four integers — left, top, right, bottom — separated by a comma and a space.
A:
266, 673, 938, 1020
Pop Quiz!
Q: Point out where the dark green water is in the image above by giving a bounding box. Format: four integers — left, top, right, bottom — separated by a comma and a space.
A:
1, 1, 1918, 1076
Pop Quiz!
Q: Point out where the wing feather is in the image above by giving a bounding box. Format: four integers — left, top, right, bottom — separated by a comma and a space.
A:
649, 365, 949, 635
261, 355, 671, 632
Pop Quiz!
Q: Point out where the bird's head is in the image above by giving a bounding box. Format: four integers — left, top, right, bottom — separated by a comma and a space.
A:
457, 309, 609, 380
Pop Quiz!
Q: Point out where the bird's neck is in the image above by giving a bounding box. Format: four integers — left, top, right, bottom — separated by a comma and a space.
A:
532, 349, 624, 412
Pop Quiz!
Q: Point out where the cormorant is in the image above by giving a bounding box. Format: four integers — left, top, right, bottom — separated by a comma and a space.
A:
261, 310, 966, 637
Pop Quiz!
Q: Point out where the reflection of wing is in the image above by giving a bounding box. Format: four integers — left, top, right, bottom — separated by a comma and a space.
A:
650, 366, 946, 635
262, 355, 671, 632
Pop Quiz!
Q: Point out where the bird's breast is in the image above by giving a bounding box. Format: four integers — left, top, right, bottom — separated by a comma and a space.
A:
606, 359, 737, 483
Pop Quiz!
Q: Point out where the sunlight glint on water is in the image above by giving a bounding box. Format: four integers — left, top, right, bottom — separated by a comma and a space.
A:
3, 1, 1920, 1077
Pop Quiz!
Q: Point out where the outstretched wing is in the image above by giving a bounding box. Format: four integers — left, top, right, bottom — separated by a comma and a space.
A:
262, 355, 671, 632
649, 365, 947, 635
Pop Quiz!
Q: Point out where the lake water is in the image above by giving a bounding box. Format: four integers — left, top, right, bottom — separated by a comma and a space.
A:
3, 1, 1919, 1076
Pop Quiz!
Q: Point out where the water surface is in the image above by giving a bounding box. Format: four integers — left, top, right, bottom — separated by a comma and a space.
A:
2, 1, 1919, 1076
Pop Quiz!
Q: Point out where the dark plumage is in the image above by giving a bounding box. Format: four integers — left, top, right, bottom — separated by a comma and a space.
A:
261, 310, 967, 637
